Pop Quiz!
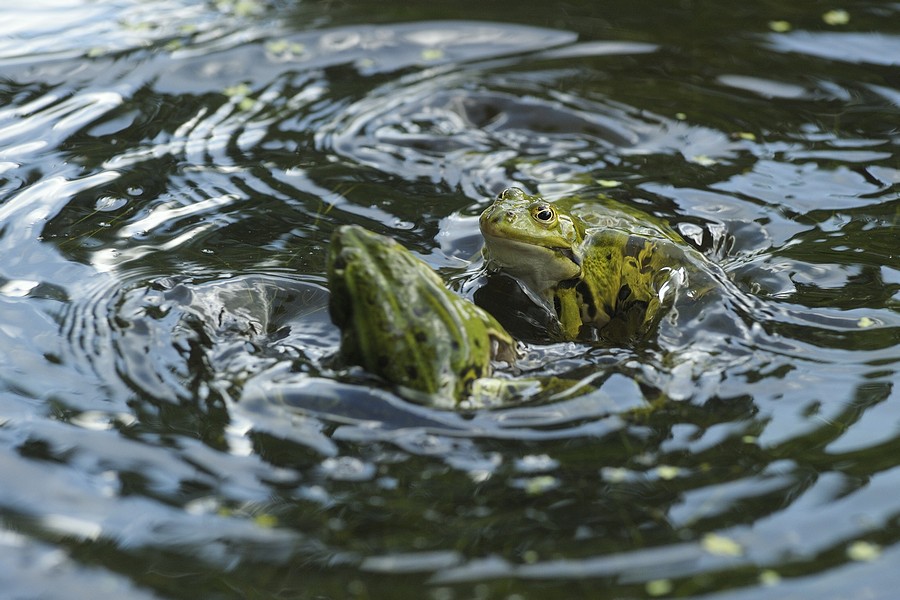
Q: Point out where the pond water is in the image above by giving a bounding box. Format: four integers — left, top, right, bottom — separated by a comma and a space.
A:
1, 0, 898, 598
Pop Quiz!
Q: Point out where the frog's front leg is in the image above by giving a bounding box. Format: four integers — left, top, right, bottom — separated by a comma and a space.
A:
554, 285, 615, 341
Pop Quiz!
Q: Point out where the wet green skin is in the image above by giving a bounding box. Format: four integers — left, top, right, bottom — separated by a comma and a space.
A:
480, 187, 717, 341
327, 225, 516, 407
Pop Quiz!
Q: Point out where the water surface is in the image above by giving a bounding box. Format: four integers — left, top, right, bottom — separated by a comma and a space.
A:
0, 1, 898, 598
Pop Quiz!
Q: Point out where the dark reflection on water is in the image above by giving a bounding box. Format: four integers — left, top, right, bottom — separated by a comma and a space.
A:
0, 0, 898, 598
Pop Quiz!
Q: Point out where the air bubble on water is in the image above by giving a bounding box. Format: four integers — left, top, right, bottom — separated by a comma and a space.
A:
320, 31, 361, 52
70, 410, 116, 430
690, 154, 717, 166
0, 280, 39, 297
42, 514, 102, 541
469, 470, 492, 484
95, 196, 128, 211
320, 456, 376, 481
90, 249, 122, 273
515, 454, 559, 473
185, 496, 221, 515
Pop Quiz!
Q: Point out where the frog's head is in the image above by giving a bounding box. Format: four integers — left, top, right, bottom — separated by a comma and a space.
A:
479, 187, 582, 297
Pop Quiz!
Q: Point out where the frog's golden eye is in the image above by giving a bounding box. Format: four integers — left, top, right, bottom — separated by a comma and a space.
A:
532, 204, 556, 224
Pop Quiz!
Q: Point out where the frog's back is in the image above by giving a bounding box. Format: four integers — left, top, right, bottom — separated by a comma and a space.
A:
554, 198, 720, 341
328, 225, 515, 405
560, 196, 682, 241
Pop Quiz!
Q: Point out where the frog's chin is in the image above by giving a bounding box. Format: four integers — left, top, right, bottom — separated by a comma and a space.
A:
482, 235, 581, 292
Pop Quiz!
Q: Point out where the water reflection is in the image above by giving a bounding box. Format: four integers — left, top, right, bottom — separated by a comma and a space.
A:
0, 1, 898, 598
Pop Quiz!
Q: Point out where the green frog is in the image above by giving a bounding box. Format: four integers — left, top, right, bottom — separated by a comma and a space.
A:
480, 187, 719, 341
327, 225, 518, 408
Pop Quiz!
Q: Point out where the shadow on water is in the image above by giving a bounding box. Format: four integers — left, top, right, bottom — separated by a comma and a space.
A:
0, 0, 898, 598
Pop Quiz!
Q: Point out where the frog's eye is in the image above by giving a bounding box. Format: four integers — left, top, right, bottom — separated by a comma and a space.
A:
532, 204, 556, 224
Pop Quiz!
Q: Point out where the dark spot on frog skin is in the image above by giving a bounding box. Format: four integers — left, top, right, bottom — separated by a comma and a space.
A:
405, 365, 418, 380
414, 331, 427, 343
625, 235, 645, 258
574, 280, 599, 320
626, 300, 649, 323
330, 254, 347, 271
617, 284, 632, 306
460, 365, 483, 385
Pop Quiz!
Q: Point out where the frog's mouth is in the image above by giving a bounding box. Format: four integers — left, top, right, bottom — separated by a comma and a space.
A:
554, 246, 580, 266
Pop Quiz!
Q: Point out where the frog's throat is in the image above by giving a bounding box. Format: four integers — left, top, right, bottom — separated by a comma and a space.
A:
482, 234, 581, 294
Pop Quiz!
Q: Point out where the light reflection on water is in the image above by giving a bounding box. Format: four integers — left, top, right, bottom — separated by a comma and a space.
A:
0, 0, 898, 598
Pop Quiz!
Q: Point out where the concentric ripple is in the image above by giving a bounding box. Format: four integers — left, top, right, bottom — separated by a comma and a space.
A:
314, 68, 746, 200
